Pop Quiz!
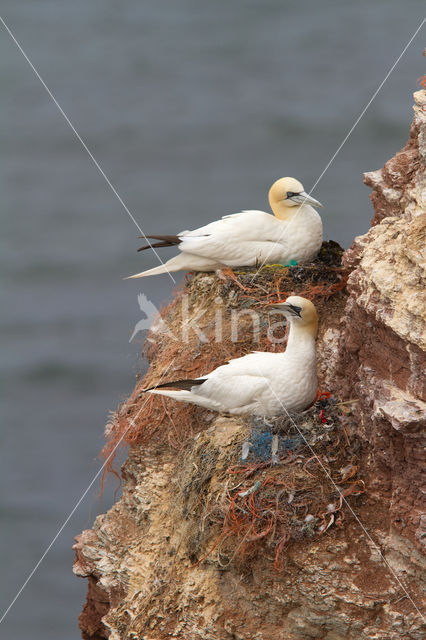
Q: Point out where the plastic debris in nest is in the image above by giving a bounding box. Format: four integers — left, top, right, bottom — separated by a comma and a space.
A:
184, 395, 364, 572
241, 432, 304, 462
240, 392, 338, 463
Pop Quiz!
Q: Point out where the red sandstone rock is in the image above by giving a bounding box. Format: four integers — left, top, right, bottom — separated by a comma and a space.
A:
334, 91, 426, 555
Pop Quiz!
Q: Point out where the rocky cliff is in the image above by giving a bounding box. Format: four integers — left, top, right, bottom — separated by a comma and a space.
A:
333, 89, 426, 554
73, 91, 426, 640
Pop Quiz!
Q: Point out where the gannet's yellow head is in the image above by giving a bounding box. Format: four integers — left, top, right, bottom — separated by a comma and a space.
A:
268, 177, 323, 220
270, 295, 318, 337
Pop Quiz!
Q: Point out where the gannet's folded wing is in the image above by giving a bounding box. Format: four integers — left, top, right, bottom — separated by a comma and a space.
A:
195, 351, 277, 409
179, 210, 279, 240
135, 211, 273, 253
177, 211, 288, 265
216, 351, 281, 377
199, 371, 270, 411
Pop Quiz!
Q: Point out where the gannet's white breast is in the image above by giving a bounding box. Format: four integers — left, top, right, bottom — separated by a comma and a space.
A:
177, 207, 322, 268
279, 206, 323, 264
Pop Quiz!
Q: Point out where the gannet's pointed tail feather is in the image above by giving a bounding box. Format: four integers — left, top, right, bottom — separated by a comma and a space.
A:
143, 378, 207, 392
125, 252, 219, 279
144, 387, 220, 411
146, 389, 194, 401
125, 254, 189, 279
142, 377, 216, 409
137, 235, 182, 252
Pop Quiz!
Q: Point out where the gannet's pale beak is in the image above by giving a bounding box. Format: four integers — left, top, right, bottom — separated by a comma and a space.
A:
268, 302, 302, 317
288, 191, 323, 208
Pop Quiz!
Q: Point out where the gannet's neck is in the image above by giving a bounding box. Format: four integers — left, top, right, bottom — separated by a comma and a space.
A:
285, 321, 318, 352
270, 201, 310, 221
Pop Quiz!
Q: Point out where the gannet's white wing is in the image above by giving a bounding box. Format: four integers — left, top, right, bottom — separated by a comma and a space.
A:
210, 350, 280, 375
178, 210, 275, 238
179, 210, 283, 242
198, 373, 270, 412
177, 210, 289, 266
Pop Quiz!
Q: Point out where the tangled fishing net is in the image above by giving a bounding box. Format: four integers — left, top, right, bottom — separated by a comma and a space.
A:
176, 394, 363, 571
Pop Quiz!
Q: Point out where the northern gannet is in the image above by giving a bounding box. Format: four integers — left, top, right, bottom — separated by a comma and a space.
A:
143, 296, 318, 417
127, 178, 323, 278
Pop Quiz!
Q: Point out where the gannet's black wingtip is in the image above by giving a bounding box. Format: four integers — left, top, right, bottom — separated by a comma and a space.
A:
143, 378, 207, 392
137, 235, 182, 252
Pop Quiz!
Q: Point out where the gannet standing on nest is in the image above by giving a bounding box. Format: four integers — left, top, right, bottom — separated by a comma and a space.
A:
127, 178, 323, 278
143, 296, 318, 417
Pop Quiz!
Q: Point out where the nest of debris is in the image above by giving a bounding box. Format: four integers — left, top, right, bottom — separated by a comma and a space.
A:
175, 395, 364, 571
102, 241, 348, 472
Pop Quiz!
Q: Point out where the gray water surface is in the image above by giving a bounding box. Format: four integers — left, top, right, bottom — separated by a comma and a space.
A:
0, 1, 424, 638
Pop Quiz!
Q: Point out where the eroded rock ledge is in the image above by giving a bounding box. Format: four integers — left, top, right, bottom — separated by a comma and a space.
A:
73, 92, 426, 640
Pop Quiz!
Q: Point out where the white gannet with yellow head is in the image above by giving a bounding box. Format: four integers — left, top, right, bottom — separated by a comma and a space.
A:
143, 296, 319, 417
127, 178, 323, 278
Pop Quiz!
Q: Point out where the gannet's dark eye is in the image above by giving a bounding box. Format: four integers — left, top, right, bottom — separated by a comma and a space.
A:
286, 192, 300, 199
289, 304, 302, 317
